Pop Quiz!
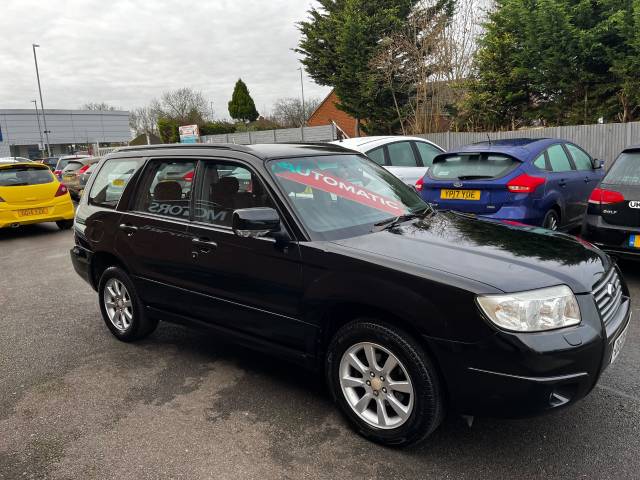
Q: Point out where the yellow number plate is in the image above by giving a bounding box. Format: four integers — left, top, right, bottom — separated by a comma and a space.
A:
18, 207, 49, 217
112, 178, 125, 187
440, 189, 481, 201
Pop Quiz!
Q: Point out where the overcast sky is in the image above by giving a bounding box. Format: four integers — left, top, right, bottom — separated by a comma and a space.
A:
0, 0, 331, 119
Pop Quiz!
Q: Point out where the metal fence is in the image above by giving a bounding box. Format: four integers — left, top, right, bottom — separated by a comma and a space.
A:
418, 122, 640, 167
201, 124, 337, 145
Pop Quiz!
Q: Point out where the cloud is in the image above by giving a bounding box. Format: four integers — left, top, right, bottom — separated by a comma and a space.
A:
0, 0, 331, 119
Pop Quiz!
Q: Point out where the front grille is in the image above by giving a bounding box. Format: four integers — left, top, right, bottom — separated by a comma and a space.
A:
592, 267, 623, 325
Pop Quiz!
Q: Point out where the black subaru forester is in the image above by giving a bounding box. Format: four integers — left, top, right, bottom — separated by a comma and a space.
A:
71, 143, 631, 446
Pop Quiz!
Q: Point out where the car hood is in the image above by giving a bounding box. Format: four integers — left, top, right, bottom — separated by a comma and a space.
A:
331, 212, 610, 294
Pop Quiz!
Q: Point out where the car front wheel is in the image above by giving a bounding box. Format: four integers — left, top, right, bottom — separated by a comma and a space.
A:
98, 266, 158, 342
326, 319, 444, 446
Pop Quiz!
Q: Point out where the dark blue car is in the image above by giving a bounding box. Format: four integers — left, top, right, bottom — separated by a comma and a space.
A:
416, 138, 605, 231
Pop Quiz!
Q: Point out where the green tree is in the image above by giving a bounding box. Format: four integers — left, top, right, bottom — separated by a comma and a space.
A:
296, 0, 418, 134
228, 79, 259, 122
157, 117, 179, 143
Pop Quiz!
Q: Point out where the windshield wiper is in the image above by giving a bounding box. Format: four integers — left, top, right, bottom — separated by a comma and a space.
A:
371, 206, 431, 232
456, 175, 493, 180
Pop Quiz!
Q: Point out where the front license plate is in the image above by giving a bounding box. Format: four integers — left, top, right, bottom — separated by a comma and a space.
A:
611, 322, 630, 364
440, 189, 481, 201
18, 207, 49, 217
628, 234, 640, 249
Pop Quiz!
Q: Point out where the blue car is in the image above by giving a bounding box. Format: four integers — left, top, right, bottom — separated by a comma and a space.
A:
416, 138, 605, 231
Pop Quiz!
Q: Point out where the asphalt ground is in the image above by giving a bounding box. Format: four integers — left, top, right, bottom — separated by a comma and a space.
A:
1, 223, 639, 479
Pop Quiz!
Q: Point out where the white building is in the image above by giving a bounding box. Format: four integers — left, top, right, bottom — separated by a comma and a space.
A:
0, 109, 130, 158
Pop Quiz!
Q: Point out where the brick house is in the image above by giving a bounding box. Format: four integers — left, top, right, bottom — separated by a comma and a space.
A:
306, 90, 360, 138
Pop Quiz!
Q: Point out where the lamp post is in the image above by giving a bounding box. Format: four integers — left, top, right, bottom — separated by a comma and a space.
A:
32, 43, 51, 156
31, 99, 45, 156
298, 67, 306, 140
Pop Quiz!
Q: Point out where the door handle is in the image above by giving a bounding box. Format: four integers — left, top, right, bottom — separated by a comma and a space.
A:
584, 177, 591, 183
119, 223, 138, 235
192, 237, 218, 253
558, 180, 567, 187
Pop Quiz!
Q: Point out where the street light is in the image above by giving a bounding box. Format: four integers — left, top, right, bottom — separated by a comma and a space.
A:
32, 43, 51, 156
31, 99, 45, 156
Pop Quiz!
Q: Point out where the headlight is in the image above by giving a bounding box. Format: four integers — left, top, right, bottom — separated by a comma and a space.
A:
477, 285, 580, 332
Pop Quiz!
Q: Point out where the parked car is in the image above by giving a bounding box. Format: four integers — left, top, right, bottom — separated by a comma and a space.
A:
417, 138, 604, 231
78, 162, 98, 196
582, 145, 640, 258
331, 136, 444, 185
0, 160, 75, 229
0, 156, 32, 163
54, 154, 90, 180
38, 157, 59, 171
71, 143, 630, 447
61, 157, 100, 200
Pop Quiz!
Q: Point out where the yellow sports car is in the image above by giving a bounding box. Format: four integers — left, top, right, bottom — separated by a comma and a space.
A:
0, 160, 75, 230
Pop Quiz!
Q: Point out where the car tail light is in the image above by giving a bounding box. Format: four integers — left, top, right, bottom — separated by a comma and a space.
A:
507, 174, 545, 193
183, 170, 194, 182
54, 169, 61, 176
589, 187, 624, 204
415, 177, 424, 191
77, 164, 91, 175
55, 183, 68, 197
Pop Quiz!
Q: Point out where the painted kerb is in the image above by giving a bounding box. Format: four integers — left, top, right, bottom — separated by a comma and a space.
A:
418, 122, 640, 167
201, 124, 337, 145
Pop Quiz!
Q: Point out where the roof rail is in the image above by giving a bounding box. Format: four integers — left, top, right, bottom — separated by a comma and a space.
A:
113, 143, 253, 154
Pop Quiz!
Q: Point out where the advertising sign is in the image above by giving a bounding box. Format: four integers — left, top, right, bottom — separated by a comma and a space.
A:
179, 124, 200, 144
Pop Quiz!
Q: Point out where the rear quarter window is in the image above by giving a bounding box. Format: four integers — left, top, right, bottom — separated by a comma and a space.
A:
88, 158, 144, 208
429, 153, 518, 180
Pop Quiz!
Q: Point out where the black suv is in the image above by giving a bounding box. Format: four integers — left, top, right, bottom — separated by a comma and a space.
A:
71, 143, 631, 446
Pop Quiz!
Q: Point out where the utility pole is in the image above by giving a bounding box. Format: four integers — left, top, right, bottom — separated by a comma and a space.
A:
31, 99, 45, 156
210, 101, 214, 120
32, 43, 51, 156
298, 67, 306, 140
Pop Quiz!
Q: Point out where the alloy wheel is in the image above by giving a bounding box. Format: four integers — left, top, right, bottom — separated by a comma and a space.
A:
339, 342, 414, 429
103, 278, 133, 332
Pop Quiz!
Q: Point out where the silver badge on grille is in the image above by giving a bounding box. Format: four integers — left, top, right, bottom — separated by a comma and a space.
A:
453, 182, 463, 188
607, 283, 614, 296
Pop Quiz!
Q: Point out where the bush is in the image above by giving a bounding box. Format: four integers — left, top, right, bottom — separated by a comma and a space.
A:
199, 121, 236, 136
157, 117, 179, 143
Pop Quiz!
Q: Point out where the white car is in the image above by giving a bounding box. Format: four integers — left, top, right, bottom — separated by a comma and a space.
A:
331, 136, 444, 185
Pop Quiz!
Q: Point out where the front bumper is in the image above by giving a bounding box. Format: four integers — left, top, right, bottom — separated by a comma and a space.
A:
425, 293, 632, 418
0, 196, 75, 228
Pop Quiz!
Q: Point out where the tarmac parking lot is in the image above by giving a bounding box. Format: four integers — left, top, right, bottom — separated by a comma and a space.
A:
1, 224, 639, 480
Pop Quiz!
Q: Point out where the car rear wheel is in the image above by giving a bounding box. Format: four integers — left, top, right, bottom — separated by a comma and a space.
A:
98, 266, 157, 342
543, 210, 560, 231
56, 220, 74, 230
326, 319, 444, 446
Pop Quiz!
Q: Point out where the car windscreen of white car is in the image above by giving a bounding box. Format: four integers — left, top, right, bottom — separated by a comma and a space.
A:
0, 165, 54, 186
268, 154, 429, 240
429, 153, 519, 180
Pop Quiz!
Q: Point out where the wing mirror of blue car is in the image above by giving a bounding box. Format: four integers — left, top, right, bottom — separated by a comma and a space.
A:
232, 207, 283, 238
592, 158, 604, 169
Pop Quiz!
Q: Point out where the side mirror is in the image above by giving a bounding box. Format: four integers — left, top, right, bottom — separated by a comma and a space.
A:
592, 158, 603, 169
232, 207, 281, 238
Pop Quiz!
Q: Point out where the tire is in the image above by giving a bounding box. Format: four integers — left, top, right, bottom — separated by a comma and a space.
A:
326, 319, 444, 446
98, 266, 158, 342
56, 220, 74, 230
542, 209, 560, 231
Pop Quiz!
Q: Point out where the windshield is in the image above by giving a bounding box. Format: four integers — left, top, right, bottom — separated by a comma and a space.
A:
0, 166, 54, 186
605, 151, 640, 186
268, 154, 428, 240
429, 153, 518, 180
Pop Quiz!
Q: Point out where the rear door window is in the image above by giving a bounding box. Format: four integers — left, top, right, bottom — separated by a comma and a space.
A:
547, 145, 573, 172
565, 144, 592, 170
414, 141, 441, 167
605, 151, 640, 185
387, 141, 419, 167
0, 166, 54, 186
89, 158, 144, 208
132, 159, 196, 220
429, 153, 518, 180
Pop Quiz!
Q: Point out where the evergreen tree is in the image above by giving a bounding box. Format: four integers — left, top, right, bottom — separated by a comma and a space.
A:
228, 79, 259, 122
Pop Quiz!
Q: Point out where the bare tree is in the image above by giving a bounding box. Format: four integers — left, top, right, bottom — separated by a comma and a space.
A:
269, 97, 321, 128
129, 106, 158, 136
82, 102, 117, 111
151, 88, 209, 125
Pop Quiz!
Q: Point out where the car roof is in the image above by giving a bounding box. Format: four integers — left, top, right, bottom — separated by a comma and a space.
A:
110, 142, 357, 160
443, 137, 567, 161
330, 136, 442, 152
622, 145, 640, 152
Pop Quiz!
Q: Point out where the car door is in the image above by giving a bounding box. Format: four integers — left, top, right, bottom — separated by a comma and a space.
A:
114, 157, 197, 315
565, 142, 599, 218
183, 158, 309, 351
545, 143, 581, 225
381, 141, 424, 185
